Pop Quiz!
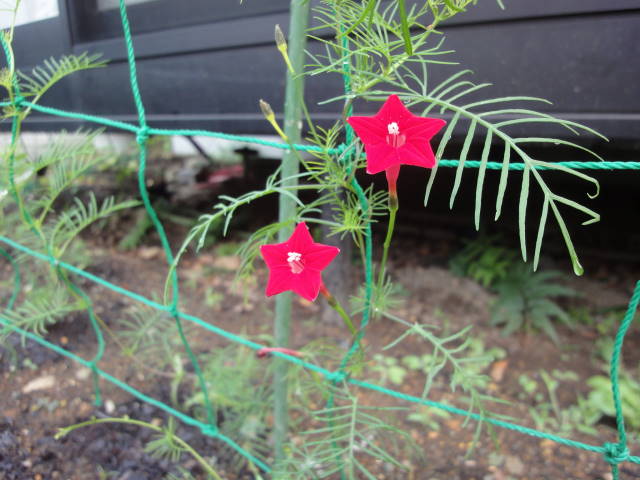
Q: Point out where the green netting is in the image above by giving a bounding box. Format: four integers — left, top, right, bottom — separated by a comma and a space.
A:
1, 0, 640, 477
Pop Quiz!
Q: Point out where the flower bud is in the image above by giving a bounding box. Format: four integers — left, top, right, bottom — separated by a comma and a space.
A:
259, 99, 274, 121
259, 99, 288, 142
274, 24, 295, 74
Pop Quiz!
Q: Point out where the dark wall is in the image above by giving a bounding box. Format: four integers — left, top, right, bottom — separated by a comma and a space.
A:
8, 1, 639, 149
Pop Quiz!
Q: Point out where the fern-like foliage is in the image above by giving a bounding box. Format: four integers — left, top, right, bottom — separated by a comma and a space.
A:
35, 131, 111, 217
1, 285, 78, 336
116, 303, 189, 369
185, 344, 273, 472
380, 310, 512, 451
49, 193, 139, 256
18, 52, 107, 101
310, 0, 603, 275
144, 417, 187, 464
491, 263, 577, 343
279, 385, 416, 479
399, 71, 601, 276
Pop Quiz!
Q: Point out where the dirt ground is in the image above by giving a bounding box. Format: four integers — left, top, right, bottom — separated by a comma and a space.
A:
1, 227, 640, 480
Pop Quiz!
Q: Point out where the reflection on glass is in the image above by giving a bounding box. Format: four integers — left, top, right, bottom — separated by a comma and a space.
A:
0, 0, 59, 28
96, 0, 159, 11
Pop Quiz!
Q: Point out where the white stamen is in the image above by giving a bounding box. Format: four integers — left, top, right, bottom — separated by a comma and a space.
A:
287, 252, 302, 262
287, 251, 304, 274
387, 122, 400, 135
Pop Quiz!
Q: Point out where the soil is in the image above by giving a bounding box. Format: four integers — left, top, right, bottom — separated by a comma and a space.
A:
1, 225, 640, 480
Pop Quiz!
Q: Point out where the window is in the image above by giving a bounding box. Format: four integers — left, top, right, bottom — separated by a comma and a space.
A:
0, 0, 58, 29
69, 0, 290, 43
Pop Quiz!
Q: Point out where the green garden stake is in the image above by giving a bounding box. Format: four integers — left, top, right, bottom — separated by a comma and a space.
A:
273, 0, 311, 471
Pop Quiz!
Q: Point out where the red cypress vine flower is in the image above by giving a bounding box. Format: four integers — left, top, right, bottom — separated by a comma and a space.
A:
260, 222, 340, 302
347, 94, 446, 193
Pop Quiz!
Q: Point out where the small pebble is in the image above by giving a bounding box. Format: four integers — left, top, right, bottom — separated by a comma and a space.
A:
505, 455, 525, 476
105, 399, 115, 414
22, 375, 55, 393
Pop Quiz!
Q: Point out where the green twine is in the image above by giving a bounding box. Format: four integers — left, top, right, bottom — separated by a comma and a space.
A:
322, 16, 374, 479
1, 234, 640, 471
0, 235, 640, 464
117, 0, 216, 429
2, 99, 639, 171
0, 314, 270, 473
2, 33, 106, 405
606, 280, 640, 479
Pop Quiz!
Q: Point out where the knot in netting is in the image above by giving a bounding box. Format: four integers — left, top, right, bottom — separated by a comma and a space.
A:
136, 126, 150, 145
326, 370, 347, 384
13, 95, 26, 110
335, 143, 347, 155
200, 424, 218, 438
168, 304, 179, 318
48, 256, 59, 269
602, 442, 630, 466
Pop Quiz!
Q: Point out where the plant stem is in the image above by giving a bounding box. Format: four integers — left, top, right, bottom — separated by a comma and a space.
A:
320, 284, 357, 336
376, 197, 398, 294
55, 416, 223, 480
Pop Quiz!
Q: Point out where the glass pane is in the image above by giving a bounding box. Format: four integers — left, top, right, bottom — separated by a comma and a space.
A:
0, 0, 59, 28
96, 0, 159, 12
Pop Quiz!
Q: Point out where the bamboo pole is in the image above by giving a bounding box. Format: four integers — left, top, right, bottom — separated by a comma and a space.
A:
273, 0, 311, 471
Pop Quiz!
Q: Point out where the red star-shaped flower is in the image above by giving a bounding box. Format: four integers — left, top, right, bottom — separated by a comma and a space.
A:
260, 222, 340, 302
347, 94, 446, 186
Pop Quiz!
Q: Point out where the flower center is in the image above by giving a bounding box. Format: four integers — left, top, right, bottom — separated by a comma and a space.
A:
287, 251, 304, 274
386, 122, 406, 148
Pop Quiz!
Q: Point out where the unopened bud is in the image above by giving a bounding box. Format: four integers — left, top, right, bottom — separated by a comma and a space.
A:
275, 24, 287, 49
259, 99, 274, 120
259, 99, 288, 142
274, 24, 295, 74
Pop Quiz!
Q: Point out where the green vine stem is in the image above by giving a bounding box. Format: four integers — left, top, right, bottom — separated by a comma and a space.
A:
376, 196, 399, 295
55, 416, 223, 480
319, 284, 357, 336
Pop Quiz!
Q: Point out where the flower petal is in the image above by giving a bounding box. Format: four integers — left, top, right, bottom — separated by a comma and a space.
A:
287, 222, 314, 253
291, 269, 323, 301
403, 117, 446, 139
260, 243, 289, 269
304, 244, 340, 272
265, 265, 294, 297
398, 140, 436, 168
363, 143, 398, 174
376, 94, 411, 123
347, 116, 385, 145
